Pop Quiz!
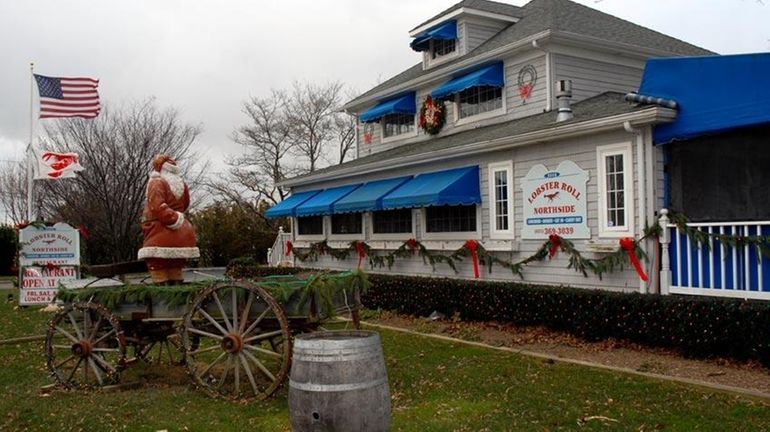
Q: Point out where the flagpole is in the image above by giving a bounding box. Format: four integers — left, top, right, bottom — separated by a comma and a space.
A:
27, 62, 34, 222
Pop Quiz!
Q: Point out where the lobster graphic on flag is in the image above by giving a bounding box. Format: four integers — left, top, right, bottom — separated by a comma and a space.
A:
31, 145, 84, 180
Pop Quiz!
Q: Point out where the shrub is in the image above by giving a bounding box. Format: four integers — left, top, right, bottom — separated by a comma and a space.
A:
0, 225, 18, 276
225, 258, 304, 279
362, 274, 770, 366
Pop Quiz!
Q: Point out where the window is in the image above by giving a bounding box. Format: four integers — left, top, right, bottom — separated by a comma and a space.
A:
297, 216, 323, 236
331, 213, 362, 235
373, 209, 413, 234
382, 114, 414, 138
597, 143, 634, 237
431, 39, 456, 59
488, 161, 514, 238
425, 205, 477, 233
457, 86, 503, 119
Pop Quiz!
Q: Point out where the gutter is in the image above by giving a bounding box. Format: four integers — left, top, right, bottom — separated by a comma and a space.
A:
280, 106, 676, 188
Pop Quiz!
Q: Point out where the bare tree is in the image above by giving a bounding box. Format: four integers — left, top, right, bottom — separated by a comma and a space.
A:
0, 160, 27, 224
39, 99, 204, 264
286, 81, 344, 173
333, 109, 357, 165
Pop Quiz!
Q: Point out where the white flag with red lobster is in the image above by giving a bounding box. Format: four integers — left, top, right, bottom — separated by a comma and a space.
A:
30, 144, 84, 180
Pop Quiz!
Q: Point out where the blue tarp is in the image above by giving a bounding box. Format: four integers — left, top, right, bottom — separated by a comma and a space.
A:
431, 62, 504, 101
359, 93, 416, 123
265, 190, 321, 218
638, 53, 770, 144
381, 166, 480, 210
333, 177, 412, 213
410, 20, 457, 52
295, 184, 361, 217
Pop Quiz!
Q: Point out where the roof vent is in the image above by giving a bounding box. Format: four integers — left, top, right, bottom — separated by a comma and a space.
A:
555, 80, 573, 122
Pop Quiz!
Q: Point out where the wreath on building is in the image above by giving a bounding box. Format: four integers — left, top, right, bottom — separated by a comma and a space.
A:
419, 95, 446, 135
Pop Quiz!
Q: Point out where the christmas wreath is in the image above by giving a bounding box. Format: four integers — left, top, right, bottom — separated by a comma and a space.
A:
418, 95, 446, 135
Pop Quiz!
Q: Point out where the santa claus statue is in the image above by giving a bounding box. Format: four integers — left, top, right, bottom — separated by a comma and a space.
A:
137, 154, 199, 284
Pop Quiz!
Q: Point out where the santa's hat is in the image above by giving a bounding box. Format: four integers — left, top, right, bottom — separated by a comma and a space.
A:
152, 154, 177, 172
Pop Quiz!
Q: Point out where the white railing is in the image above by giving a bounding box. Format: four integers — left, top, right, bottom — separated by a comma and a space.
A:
266, 226, 293, 267
659, 209, 770, 300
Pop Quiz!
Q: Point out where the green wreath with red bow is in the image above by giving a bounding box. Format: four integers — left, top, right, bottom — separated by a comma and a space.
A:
418, 95, 446, 135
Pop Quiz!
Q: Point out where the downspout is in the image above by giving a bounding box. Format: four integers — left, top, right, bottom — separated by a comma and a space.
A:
531, 39, 552, 111
644, 126, 658, 294
624, 120, 647, 294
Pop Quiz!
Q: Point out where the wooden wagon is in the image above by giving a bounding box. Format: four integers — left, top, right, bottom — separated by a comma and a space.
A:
44, 268, 365, 400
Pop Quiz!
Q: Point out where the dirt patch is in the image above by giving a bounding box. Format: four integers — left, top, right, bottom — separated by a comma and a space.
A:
365, 310, 770, 396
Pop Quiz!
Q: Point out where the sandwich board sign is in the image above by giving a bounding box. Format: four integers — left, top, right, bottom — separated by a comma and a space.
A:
18, 222, 80, 305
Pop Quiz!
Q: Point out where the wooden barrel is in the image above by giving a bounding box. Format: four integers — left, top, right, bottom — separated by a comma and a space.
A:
289, 330, 391, 432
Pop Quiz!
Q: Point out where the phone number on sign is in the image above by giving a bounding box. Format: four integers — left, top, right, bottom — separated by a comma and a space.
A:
543, 227, 574, 235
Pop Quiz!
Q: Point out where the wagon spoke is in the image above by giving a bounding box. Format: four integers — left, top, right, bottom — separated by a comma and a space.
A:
54, 355, 76, 370
234, 355, 240, 395
88, 358, 104, 386
211, 290, 233, 332
231, 287, 238, 332
243, 349, 276, 382
197, 351, 227, 380
239, 291, 255, 333
188, 345, 221, 356
55, 326, 79, 343
68, 312, 84, 340
188, 327, 224, 341
92, 353, 116, 372
66, 358, 83, 384
243, 329, 283, 344
239, 354, 261, 397
53, 344, 73, 350
87, 316, 103, 342
198, 309, 229, 336
243, 308, 270, 337
92, 347, 120, 352
243, 343, 283, 359
93, 329, 117, 346
218, 355, 232, 391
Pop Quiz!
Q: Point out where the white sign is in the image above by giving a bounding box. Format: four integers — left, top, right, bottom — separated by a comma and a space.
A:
19, 266, 78, 305
18, 223, 81, 305
521, 160, 590, 239
19, 222, 80, 266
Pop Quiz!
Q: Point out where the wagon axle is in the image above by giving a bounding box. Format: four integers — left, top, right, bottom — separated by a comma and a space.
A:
71, 340, 92, 358
221, 333, 244, 354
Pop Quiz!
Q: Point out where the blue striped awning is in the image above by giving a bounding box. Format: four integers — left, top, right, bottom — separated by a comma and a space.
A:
381, 166, 480, 210
295, 184, 361, 217
333, 177, 412, 214
431, 62, 504, 101
410, 20, 457, 52
265, 190, 321, 218
359, 93, 416, 123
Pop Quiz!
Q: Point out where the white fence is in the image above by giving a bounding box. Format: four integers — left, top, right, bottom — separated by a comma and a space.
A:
266, 227, 293, 267
659, 209, 770, 300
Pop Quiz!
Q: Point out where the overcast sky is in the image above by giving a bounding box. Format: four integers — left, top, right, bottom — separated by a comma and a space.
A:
0, 0, 768, 174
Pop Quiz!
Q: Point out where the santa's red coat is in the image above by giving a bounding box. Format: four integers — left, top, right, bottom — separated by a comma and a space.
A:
137, 173, 199, 260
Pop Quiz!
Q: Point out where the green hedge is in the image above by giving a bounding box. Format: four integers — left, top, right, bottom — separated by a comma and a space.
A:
362, 274, 770, 367
0, 225, 17, 276
225, 257, 306, 279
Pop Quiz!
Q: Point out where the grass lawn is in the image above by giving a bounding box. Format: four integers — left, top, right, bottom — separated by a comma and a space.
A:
1, 296, 768, 431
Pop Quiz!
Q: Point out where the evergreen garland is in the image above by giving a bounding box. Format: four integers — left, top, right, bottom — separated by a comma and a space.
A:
669, 212, 770, 258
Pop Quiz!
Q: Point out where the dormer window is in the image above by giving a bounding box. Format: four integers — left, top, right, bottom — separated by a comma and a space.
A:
431, 62, 505, 121
359, 92, 416, 141
431, 38, 456, 60
382, 113, 415, 138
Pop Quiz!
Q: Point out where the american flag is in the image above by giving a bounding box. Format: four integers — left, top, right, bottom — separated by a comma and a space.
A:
33, 74, 100, 119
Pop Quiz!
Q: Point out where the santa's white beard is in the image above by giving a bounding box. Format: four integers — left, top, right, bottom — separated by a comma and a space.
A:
160, 164, 185, 199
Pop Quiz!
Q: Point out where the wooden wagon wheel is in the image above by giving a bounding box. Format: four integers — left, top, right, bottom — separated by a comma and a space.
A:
180, 281, 291, 400
44, 302, 127, 389
134, 334, 187, 366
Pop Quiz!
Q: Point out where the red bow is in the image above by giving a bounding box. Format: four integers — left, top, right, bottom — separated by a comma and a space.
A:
77, 225, 89, 240
464, 240, 480, 279
285, 240, 293, 257
15, 221, 29, 230
354, 241, 367, 269
406, 238, 418, 254
620, 237, 648, 282
548, 234, 561, 259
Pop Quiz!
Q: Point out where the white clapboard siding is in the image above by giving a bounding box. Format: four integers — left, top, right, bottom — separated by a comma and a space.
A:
292, 128, 659, 293
462, 19, 509, 53
554, 54, 643, 102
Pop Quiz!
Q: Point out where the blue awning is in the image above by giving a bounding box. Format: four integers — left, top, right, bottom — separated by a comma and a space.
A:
638, 54, 770, 144
295, 184, 361, 217
359, 92, 416, 123
265, 190, 321, 218
431, 62, 504, 101
410, 20, 457, 52
381, 166, 480, 210
333, 177, 412, 214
